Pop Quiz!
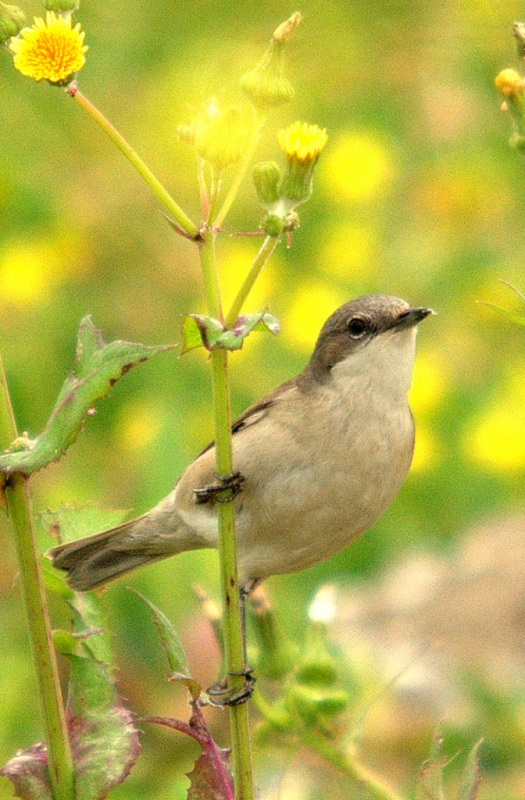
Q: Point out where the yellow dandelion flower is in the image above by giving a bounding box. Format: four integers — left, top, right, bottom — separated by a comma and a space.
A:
10, 11, 87, 84
278, 121, 328, 163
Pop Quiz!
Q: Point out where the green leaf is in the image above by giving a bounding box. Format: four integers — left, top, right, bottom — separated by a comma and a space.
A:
0, 317, 173, 475
66, 654, 141, 800
218, 311, 281, 350
181, 311, 280, 354
130, 589, 189, 674
457, 740, 483, 800
181, 314, 224, 354
131, 589, 201, 700
0, 651, 140, 800
477, 301, 525, 327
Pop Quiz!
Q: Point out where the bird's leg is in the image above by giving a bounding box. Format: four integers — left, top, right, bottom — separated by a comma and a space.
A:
206, 578, 260, 707
194, 471, 245, 504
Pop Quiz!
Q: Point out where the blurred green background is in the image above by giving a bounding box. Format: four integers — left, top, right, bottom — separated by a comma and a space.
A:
2, 0, 525, 797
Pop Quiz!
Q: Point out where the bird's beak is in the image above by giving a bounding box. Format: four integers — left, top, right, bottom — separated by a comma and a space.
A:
390, 307, 434, 332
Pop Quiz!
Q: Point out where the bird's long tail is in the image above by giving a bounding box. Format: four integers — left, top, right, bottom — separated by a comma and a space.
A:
47, 508, 201, 591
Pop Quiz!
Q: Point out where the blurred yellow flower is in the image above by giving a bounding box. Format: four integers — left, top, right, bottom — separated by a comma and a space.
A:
320, 133, 394, 202
278, 121, 328, 163
470, 404, 525, 470
409, 354, 447, 415
10, 11, 87, 84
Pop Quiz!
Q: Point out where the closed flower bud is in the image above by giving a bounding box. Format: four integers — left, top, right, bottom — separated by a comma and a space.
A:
241, 14, 300, 111
262, 214, 285, 237
287, 684, 349, 723
253, 161, 282, 205
193, 101, 250, 170
240, 41, 295, 109
495, 68, 524, 97
0, 2, 25, 44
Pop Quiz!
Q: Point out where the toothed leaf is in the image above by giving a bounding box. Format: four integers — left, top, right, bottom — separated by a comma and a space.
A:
0, 317, 173, 475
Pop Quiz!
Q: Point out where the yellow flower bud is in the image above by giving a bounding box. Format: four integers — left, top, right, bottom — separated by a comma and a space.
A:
495, 68, 524, 97
192, 101, 250, 170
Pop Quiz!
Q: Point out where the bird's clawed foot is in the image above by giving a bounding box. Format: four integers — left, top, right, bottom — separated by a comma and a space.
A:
206, 667, 256, 706
194, 471, 245, 504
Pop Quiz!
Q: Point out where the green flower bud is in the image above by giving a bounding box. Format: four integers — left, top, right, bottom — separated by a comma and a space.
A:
253, 161, 282, 205
287, 684, 349, 723
241, 40, 295, 110
0, 2, 25, 43
42, 0, 80, 12
295, 658, 339, 687
262, 214, 285, 237
193, 101, 250, 170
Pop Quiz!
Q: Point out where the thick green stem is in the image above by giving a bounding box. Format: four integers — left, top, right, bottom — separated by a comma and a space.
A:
198, 233, 254, 800
67, 85, 199, 240
0, 358, 75, 800
226, 235, 279, 327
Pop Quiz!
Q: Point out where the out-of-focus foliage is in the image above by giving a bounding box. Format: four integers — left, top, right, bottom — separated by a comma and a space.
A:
2, 0, 525, 798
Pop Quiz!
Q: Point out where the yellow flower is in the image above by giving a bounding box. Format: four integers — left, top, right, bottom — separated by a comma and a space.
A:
10, 11, 87, 84
495, 68, 524, 97
278, 122, 328, 163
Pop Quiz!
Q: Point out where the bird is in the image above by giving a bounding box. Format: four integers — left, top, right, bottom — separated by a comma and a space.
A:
49, 294, 432, 594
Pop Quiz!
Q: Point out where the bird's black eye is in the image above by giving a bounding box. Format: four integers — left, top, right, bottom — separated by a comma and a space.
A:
347, 315, 368, 339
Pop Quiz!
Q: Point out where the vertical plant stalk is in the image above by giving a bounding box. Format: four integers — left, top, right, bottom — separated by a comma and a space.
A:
198, 231, 254, 800
0, 357, 76, 800
66, 84, 200, 240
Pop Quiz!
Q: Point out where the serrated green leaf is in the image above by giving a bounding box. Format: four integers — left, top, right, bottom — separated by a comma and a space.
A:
457, 740, 483, 800
0, 655, 140, 800
66, 654, 140, 800
0, 317, 173, 475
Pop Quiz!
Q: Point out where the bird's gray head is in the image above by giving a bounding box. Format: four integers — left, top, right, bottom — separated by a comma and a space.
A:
303, 294, 432, 386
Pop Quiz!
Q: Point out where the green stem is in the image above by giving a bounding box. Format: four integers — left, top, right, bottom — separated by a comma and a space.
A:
301, 729, 403, 800
214, 116, 265, 229
0, 358, 75, 800
67, 84, 199, 239
198, 232, 254, 800
226, 235, 279, 327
